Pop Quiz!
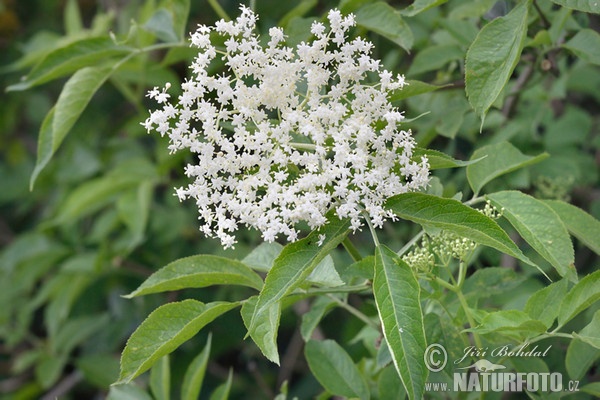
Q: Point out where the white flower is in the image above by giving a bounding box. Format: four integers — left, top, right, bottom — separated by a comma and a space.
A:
143, 6, 429, 248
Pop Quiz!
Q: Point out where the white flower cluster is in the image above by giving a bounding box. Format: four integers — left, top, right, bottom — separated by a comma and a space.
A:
143, 6, 429, 248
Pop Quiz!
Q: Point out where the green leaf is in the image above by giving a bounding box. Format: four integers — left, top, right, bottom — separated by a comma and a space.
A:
209, 369, 233, 400
150, 355, 170, 400
466, 310, 547, 339
465, 0, 530, 125
407, 45, 463, 76
118, 300, 239, 383
108, 384, 154, 400
125, 255, 263, 298
545, 200, 600, 256
463, 267, 525, 302
389, 80, 448, 101
558, 270, 600, 326
487, 191, 576, 281
573, 310, 600, 349
181, 334, 211, 400
143, 8, 179, 43
413, 147, 483, 170
300, 297, 337, 341
374, 245, 427, 400
524, 279, 569, 328
566, 338, 600, 380
64, 0, 84, 35
305, 340, 370, 400
386, 193, 534, 266
241, 296, 281, 365
581, 382, 600, 397
6, 36, 131, 92
162, 0, 191, 40
563, 29, 600, 65
279, 0, 318, 27
400, 0, 448, 16
247, 215, 351, 336
242, 242, 283, 273
76, 354, 120, 389
35, 354, 67, 389
550, 0, 600, 14
53, 314, 110, 355
30, 65, 118, 188
117, 181, 154, 248
467, 141, 549, 196
355, 2, 413, 51
377, 365, 407, 400
307, 255, 344, 287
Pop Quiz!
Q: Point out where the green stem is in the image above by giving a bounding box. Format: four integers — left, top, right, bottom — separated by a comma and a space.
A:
365, 216, 380, 247
455, 289, 483, 349
327, 294, 379, 331
304, 284, 371, 295
456, 261, 467, 289
397, 229, 424, 256
208, 0, 231, 21
342, 237, 362, 262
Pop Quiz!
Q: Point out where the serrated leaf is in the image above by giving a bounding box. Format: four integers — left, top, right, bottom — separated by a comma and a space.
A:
150, 355, 170, 400
181, 334, 211, 400
465, 310, 547, 339
389, 80, 448, 101
524, 279, 569, 328
30, 65, 118, 188
563, 29, 600, 65
209, 369, 233, 400
386, 193, 534, 266
573, 310, 600, 349
7, 36, 131, 91
305, 340, 370, 400
374, 245, 427, 400
247, 215, 351, 337
467, 141, 548, 195
241, 296, 281, 365
487, 191, 576, 281
550, 0, 600, 14
125, 255, 263, 298
400, 0, 448, 16
413, 147, 483, 170
558, 269, 600, 326
465, 0, 530, 125
355, 2, 413, 51
545, 200, 600, 256
118, 300, 238, 383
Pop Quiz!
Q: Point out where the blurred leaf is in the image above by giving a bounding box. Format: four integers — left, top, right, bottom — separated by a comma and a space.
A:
355, 2, 413, 51
6, 36, 131, 91
150, 355, 170, 400
386, 193, 534, 266
545, 200, 600, 255
118, 300, 239, 383
563, 30, 600, 66
35, 354, 67, 389
566, 338, 600, 380
117, 180, 154, 248
414, 147, 483, 170
467, 141, 548, 195
161, 0, 191, 40
407, 45, 463, 76
374, 245, 427, 399
53, 314, 109, 355
549, 0, 600, 14
305, 339, 370, 400
45, 273, 94, 338
487, 191, 576, 281
573, 310, 600, 349
390, 80, 448, 101
143, 8, 179, 43
377, 365, 407, 400
64, 0, 84, 35
558, 270, 600, 326
465, 0, 530, 125
465, 310, 547, 339
463, 267, 525, 301
241, 296, 281, 364
77, 354, 120, 389
247, 215, 351, 337
126, 255, 263, 298
181, 334, 211, 400
279, 0, 318, 27
524, 279, 568, 328
30, 65, 118, 188
300, 296, 336, 341
108, 384, 154, 400
209, 369, 233, 400
400, 0, 448, 16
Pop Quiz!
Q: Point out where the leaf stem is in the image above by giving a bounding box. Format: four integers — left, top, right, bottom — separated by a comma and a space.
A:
208, 0, 231, 21
342, 237, 363, 262
455, 289, 483, 349
397, 229, 425, 256
327, 294, 379, 330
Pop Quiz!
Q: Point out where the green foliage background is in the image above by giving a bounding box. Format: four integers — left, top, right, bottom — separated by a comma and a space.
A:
0, 0, 599, 399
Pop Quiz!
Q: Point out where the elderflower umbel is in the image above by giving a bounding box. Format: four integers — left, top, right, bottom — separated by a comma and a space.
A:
143, 7, 430, 248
